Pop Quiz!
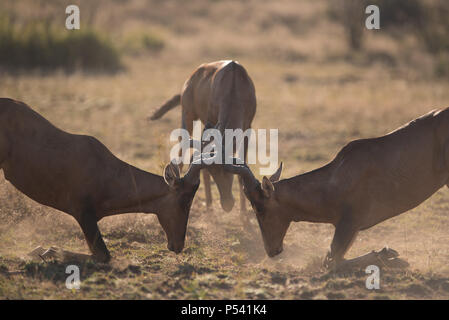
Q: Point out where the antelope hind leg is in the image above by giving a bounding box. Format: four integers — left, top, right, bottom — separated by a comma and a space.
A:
334, 247, 408, 271
239, 175, 247, 213
28, 246, 93, 263
40, 247, 92, 262
203, 170, 213, 208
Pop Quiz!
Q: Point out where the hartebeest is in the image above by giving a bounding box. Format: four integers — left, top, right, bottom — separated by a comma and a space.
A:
225, 108, 449, 268
149, 60, 257, 214
0, 98, 212, 262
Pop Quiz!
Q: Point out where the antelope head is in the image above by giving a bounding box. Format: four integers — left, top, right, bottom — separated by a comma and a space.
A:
158, 153, 215, 253
224, 161, 287, 257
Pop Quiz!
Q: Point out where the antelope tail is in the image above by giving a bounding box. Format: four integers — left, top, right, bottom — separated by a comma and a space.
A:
149, 94, 181, 120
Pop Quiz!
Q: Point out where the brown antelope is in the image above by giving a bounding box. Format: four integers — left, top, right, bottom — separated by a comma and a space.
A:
225, 108, 449, 268
149, 60, 257, 215
0, 98, 213, 262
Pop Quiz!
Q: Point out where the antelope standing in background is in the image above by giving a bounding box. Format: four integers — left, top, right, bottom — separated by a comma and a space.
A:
149, 60, 257, 216
225, 108, 449, 269
0, 98, 212, 262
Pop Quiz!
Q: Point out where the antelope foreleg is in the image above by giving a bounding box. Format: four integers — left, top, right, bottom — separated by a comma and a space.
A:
324, 214, 358, 270
239, 137, 249, 213
239, 175, 246, 213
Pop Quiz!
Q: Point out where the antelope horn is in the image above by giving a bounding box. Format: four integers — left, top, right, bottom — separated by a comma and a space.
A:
223, 159, 259, 191
184, 152, 218, 184
269, 162, 283, 182
187, 138, 216, 153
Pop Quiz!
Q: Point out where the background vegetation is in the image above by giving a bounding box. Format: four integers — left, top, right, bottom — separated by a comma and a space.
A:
333, 0, 449, 77
1, 0, 449, 300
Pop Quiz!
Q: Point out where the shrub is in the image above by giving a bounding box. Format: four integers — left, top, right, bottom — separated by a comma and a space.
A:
370, 0, 425, 29
0, 16, 122, 73
337, 0, 365, 51
121, 32, 165, 55
334, 0, 449, 78
334, 0, 445, 51
417, 1, 449, 55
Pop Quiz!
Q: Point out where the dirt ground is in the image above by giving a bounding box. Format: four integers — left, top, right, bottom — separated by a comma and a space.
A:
1, 0, 449, 299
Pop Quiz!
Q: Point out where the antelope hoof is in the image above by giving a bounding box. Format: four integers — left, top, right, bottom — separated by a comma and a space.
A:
267, 246, 283, 257
40, 246, 61, 261
379, 246, 399, 259
220, 198, 235, 212
323, 253, 338, 270
28, 246, 46, 259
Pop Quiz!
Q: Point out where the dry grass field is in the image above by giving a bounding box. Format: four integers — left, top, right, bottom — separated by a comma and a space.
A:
1, 0, 449, 299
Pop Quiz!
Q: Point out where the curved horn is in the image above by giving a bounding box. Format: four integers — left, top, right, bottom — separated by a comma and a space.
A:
188, 138, 216, 154
184, 152, 218, 184
223, 160, 259, 191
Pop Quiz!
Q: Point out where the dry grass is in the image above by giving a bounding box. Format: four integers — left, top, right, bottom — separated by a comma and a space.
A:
1, 0, 449, 300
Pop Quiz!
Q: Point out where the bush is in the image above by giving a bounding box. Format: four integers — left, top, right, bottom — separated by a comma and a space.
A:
337, 0, 365, 51
418, 1, 449, 55
333, 0, 425, 50
370, 0, 425, 29
334, 0, 449, 77
370, 0, 449, 55
0, 16, 122, 73
121, 32, 165, 56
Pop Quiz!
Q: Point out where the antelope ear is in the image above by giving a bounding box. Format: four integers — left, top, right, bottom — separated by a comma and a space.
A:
261, 176, 275, 198
163, 162, 181, 189
269, 162, 283, 182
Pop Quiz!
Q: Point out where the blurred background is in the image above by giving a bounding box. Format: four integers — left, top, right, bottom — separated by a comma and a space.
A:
0, 0, 448, 76
1, 0, 448, 170
1, 0, 449, 299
